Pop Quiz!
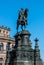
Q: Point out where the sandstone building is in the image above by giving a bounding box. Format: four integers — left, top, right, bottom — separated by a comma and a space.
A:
0, 26, 15, 65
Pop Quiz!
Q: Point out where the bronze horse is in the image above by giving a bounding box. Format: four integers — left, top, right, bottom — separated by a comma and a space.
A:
16, 8, 28, 32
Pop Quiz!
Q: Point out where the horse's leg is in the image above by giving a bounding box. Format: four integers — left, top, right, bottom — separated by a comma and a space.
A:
17, 22, 19, 33
21, 25, 23, 31
16, 25, 18, 33
24, 22, 26, 30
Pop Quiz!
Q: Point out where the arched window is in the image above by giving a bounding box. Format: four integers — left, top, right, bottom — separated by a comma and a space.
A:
0, 43, 3, 51
0, 58, 3, 65
0, 30, 1, 33
3, 31, 5, 33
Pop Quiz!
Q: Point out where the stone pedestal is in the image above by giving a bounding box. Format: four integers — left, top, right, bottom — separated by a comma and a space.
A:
14, 30, 33, 65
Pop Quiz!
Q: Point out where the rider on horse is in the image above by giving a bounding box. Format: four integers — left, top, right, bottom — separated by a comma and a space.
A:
16, 8, 28, 32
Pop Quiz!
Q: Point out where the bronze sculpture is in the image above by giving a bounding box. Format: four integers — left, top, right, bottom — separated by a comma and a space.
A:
16, 8, 28, 32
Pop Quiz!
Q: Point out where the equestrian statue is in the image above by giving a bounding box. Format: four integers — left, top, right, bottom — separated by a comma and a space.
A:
16, 8, 28, 32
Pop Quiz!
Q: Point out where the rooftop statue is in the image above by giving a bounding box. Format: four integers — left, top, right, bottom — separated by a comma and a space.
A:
16, 8, 28, 32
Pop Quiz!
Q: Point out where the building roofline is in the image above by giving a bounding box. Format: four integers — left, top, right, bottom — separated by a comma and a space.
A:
0, 25, 10, 31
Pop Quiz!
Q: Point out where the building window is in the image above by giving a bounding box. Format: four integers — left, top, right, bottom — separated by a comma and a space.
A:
0, 43, 3, 51
3, 31, 5, 33
6, 31, 8, 34
0, 58, 3, 65
0, 30, 1, 33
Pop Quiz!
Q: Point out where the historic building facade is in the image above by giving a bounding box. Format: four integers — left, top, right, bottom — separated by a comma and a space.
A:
0, 26, 15, 65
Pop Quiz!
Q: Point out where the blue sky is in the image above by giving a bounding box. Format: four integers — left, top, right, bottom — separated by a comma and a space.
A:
0, 0, 44, 61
